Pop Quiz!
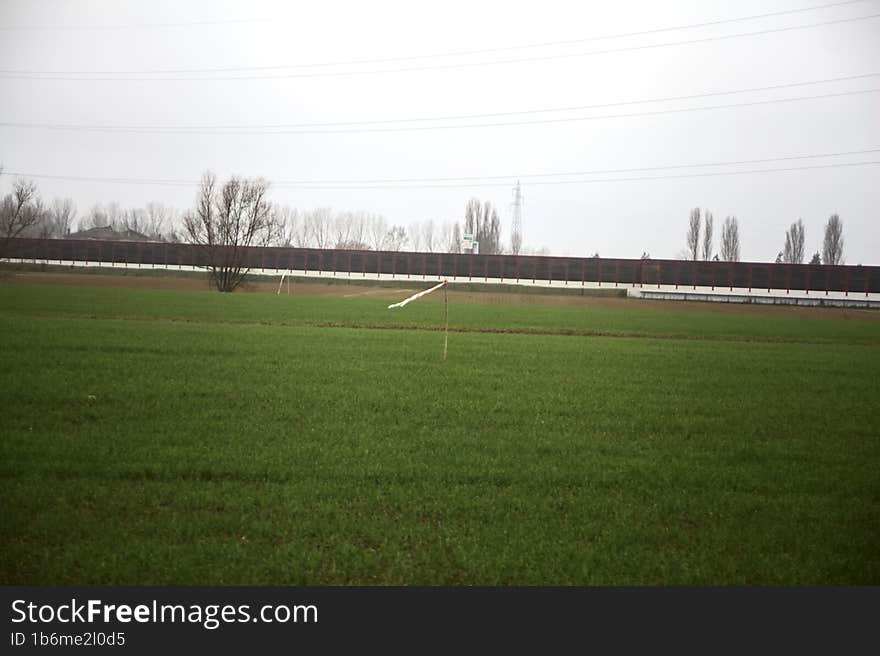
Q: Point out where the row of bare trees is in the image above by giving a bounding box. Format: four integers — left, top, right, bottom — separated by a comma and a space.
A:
686, 208, 741, 262
79, 201, 179, 241
277, 207, 410, 251
182, 174, 456, 291
181, 174, 525, 291
1, 178, 44, 252
6, 168, 856, 291
686, 208, 845, 264
277, 198, 507, 255
0, 172, 479, 257
0, 173, 79, 249
0, 168, 182, 246
2, 167, 521, 259
776, 215, 844, 265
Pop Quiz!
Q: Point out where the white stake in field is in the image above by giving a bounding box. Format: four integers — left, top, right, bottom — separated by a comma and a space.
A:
388, 280, 449, 360
276, 271, 292, 295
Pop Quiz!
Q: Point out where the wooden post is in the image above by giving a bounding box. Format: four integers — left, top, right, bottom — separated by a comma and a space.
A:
443, 283, 449, 361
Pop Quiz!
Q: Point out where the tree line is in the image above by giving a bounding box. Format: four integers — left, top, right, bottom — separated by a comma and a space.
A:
683, 208, 845, 265
774, 215, 844, 265
685, 209, 742, 262
2, 169, 859, 292
0, 169, 179, 244
1, 176, 77, 244
176, 173, 509, 290
0, 169, 519, 257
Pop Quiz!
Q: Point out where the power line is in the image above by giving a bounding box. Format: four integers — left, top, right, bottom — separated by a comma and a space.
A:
264, 148, 880, 184
5, 149, 879, 189
0, 18, 261, 32
4, 88, 875, 136
283, 161, 880, 189
3, 11, 879, 80
0, 0, 870, 38
338, 89, 879, 136
2, 72, 876, 133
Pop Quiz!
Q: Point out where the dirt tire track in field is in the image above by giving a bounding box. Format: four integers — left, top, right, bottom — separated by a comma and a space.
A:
8, 309, 875, 347
295, 321, 879, 346
4, 270, 879, 321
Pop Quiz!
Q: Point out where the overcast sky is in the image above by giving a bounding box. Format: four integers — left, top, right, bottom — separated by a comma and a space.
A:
1, 0, 878, 263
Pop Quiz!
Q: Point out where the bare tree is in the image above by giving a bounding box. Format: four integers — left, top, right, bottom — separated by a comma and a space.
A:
464, 198, 480, 238
1, 178, 44, 255
701, 211, 714, 260
332, 211, 354, 249
404, 218, 439, 252
421, 219, 437, 253
408, 221, 424, 252
384, 225, 408, 251
82, 205, 105, 230
720, 216, 740, 262
810, 252, 821, 265
481, 204, 502, 254
333, 211, 370, 249
510, 232, 522, 255
368, 214, 388, 250
277, 206, 310, 247
83, 201, 126, 231
24, 195, 77, 238
446, 221, 462, 253
822, 214, 844, 265
306, 207, 332, 249
275, 205, 295, 246
348, 211, 367, 249
121, 208, 149, 236
183, 172, 281, 292
782, 219, 805, 264
82, 204, 106, 230
686, 208, 701, 260
333, 212, 364, 249
463, 199, 502, 254
50, 198, 77, 236
143, 202, 175, 240
510, 227, 522, 256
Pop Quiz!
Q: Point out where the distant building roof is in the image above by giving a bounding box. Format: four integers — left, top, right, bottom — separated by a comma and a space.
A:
68, 226, 152, 242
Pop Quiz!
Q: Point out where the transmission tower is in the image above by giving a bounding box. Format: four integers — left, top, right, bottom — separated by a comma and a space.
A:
510, 180, 524, 255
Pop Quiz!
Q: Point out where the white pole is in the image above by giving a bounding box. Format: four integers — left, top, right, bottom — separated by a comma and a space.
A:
387, 280, 450, 360
443, 283, 448, 361
387, 280, 446, 309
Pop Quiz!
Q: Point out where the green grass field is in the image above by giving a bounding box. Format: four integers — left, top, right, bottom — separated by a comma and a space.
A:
1, 281, 878, 584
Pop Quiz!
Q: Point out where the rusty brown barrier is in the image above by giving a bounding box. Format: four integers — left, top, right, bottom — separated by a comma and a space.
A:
4, 237, 877, 295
